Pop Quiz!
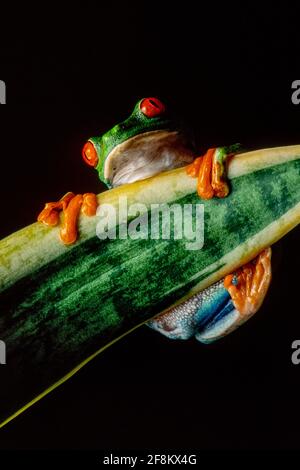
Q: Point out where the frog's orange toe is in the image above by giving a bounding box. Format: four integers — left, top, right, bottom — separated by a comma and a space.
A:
82, 193, 98, 217
59, 194, 83, 245
37, 193, 75, 227
186, 156, 202, 177
37, 204, 60, 226
196, 148, 215, 199
38, 192, 98, 245
211, 161, 230, 198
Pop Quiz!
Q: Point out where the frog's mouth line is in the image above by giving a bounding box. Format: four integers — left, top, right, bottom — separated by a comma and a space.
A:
104, 130, 195, 187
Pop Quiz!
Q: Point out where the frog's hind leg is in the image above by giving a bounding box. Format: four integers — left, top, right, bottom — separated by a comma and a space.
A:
38, 192, 97, 245
224, 248, 272, 318
197, 248, 272, 343
146, 279, 232, 340
147, 248, 272, 343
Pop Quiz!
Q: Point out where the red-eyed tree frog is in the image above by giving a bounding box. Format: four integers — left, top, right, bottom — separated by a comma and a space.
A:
38, 98, 271, 343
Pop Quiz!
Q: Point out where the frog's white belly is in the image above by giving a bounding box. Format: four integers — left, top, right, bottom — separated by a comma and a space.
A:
147, 279, 239, 343
105, 130, 194, 187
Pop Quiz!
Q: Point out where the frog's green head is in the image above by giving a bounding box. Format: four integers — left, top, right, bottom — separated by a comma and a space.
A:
82, 97, 195, 188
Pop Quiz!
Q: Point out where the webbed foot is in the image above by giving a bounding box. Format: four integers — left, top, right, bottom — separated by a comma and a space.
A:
38, 192, 97, 245
147, 248, 272, 343
224, 247, 272, 317
186, 145, 239, 199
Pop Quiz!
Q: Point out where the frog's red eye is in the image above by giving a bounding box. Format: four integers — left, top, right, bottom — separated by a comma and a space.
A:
140, 97, 165, 118
82, 141, 98, 167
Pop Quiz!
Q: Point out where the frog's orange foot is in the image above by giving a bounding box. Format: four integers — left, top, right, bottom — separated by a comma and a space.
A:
38, 192, 97, 245
186, 148, 231, 199
224, 247, 272, 317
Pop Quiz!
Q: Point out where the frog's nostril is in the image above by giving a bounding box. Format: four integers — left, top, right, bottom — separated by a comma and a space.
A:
82, 141, 98, 168
140, 97, 165, 118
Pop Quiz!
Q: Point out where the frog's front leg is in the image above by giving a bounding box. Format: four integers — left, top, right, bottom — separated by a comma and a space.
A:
38, 192, 97, 244
186, 146, 237, 199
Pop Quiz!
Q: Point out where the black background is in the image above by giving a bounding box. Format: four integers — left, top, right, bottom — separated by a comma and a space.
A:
0, 3, 299, 452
